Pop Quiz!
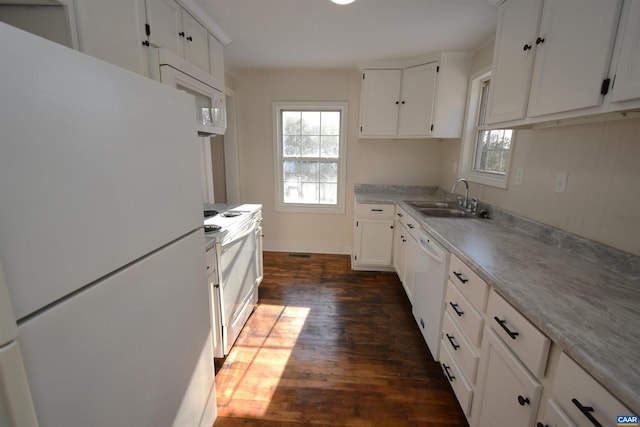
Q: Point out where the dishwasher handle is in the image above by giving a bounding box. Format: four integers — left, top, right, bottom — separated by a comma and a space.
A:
419, 236, 445, 263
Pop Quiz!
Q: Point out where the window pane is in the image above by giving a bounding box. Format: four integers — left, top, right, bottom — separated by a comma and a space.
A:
321, 111, 340, 135
301, 135, 320, 157
283, 135, 302, 156
283, 160, 300, 181
473, 129, 513, 175
320, 183, 337, 204
282, 111, 301, 135
302, 111, 320, 135
284, 181, 301, 203
301, 183, 319, 203
320, 136, 339, 158
319, 161, 338, 183
300, 161, 319, 182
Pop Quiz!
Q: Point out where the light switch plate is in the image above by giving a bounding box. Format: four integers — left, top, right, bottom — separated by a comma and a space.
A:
555, 172, 568, 193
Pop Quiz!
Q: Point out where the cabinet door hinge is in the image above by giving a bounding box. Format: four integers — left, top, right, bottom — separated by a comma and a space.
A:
430, 124, 434, 131
436, 65, 440, 73
145, 23, 151, 37
354, 255, 357, 261
600, 78, 611, 95
360, 126, 363, 132
356, 221, 359, 227
362, 73, 365, 80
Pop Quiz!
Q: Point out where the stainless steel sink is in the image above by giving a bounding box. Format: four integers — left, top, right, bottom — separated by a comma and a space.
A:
417, 207, 474, 218
408, 200, 459, 209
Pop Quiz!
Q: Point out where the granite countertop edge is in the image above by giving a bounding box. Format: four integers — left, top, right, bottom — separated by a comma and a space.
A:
355, 186, 640, 414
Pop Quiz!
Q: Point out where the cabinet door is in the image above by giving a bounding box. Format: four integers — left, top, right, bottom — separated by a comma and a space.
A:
473, 328, 542, 427
527, 0, 622, 117
392, 219, 406, 282
353, 218, 394, 266
208, 33, 226, 86
146, 0, 183, 56
402, 233, 418, 304
397, 62, 438, 137
486, 0, 543, 124
610, 0, 640, 103
74, 0, 148, 76
359, 69, 401, 137
181, 11, 209, 72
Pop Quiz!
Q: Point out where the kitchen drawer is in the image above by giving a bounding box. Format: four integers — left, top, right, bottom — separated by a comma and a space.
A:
552, 352, 632, 427
355, 203, 395, 218
537, 399, 577, 427
205, 248, 216, 277
445, 281, 484, 347
449, 253, 489, 312
486, 289, 550, 378
442, 311, 480, 383
440, 338, 474, 417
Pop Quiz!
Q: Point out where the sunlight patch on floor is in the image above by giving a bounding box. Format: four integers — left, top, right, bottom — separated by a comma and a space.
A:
216, 303, 310, 417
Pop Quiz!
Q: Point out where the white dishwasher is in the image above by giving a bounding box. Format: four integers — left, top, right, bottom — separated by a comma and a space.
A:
412, 228, 450, 361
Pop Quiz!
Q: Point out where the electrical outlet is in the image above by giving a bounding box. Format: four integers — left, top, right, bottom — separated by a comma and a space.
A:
555, 172, 568, 193
515, 168, 524, 186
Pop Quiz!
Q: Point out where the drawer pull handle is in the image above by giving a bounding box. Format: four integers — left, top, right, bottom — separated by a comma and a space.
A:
446, 333, 460, 351
442, 363, 455, 382
494, 316, 519, 340
371, 208, 383, 212
407, 223, 414, 229
571, 398, 603, 427
517, 395, 530, 406
449, 302, 464, 317
453, 271, 468, 284
397, 212, 403, 217
536, 423, 549, 427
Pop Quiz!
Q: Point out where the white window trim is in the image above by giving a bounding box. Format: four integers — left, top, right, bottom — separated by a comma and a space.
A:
458, 66, 515, 189
272, 101, 348, 214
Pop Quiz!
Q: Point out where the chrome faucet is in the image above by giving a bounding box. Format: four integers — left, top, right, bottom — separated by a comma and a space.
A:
451, 178, 469, 209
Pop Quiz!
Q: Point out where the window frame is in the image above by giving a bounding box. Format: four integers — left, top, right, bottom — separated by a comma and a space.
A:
459, 66, 515, 189
272, 101, 348, 213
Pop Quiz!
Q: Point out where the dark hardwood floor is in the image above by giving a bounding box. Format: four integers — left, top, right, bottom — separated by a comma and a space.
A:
213, 252, 469, 427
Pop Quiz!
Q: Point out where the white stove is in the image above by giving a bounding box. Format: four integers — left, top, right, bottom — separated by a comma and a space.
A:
203, 204, 261, 243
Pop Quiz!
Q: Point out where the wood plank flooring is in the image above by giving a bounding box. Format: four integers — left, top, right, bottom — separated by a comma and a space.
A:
213, 252, 469, 427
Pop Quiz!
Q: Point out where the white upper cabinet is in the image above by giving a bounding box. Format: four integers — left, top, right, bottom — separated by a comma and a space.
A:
359, 52, 471, 139
397, 63, 438, 137
485, 0, 542, 124
146, 0, 183, 56
208, 33, 226, 88
145, 0, 211, 73
359, 69, 402, 137
526, 0, 622, 117
610, 0, 640, 103
487, 0, 624, 126
181, 11, 209, 72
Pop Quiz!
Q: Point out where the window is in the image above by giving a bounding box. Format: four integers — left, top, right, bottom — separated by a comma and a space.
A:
459, 68, 515, 189
273, 102, 347, 213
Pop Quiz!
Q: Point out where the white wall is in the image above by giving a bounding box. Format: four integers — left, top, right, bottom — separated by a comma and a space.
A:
438, 41, 640, 256
234, 69, 443, 253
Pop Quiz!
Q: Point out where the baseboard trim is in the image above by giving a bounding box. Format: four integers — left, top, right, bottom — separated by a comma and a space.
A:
263, 240, 351, 255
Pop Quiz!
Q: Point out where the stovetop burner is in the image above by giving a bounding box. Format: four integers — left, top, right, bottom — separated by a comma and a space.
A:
204, 210, 218, 219
221, 211, 243, 218
204, 224, 221, 233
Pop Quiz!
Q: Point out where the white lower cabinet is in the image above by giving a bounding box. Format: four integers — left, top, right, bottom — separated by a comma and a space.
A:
472, 328, 543, 427
548, 352, 632, 427
536, 399, 577, 427
352, 203, 395, 270
440, 339, 474, 416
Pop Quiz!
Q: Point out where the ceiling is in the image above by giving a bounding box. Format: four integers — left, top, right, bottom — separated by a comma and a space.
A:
197, 0, 498, 72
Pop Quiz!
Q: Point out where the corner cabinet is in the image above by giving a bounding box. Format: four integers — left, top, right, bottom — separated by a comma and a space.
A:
359, 52, 471, 139
486, 0, 624, 126
352, 203, 395, 271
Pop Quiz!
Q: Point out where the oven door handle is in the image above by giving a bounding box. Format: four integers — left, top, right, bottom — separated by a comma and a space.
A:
220, 222, 257, 252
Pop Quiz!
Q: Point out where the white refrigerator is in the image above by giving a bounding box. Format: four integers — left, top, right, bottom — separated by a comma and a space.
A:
0, 23, 217, 426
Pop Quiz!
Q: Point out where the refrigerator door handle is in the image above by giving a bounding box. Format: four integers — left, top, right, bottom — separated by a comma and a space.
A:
0, 341, 39, 427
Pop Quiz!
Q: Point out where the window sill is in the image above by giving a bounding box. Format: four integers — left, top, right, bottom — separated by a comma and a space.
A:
275, 203, 345, 214
460, 171, 508, 189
